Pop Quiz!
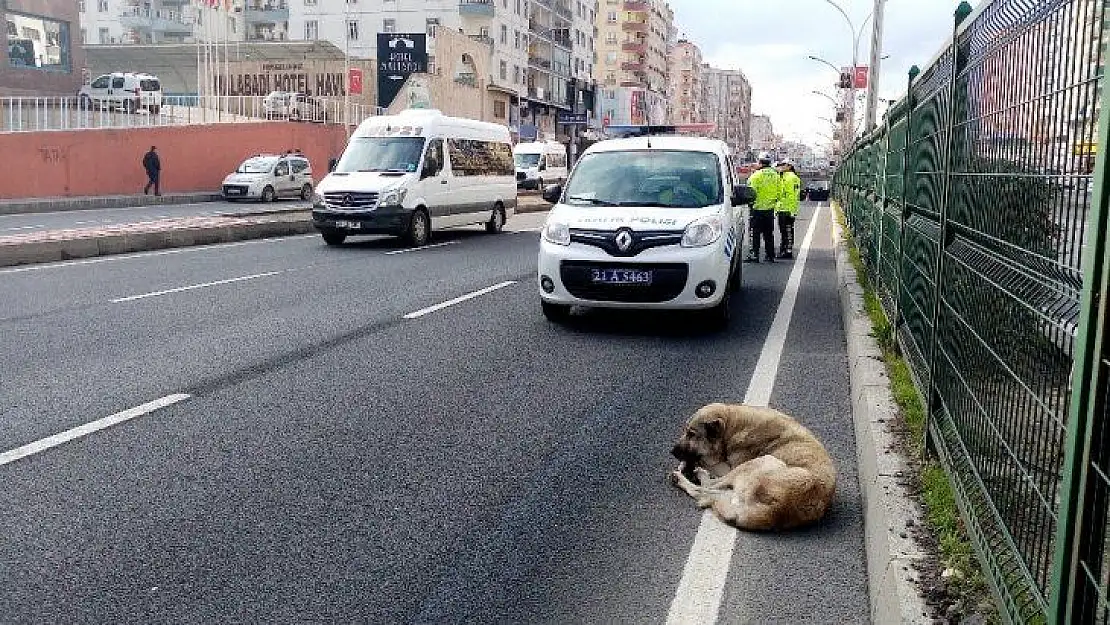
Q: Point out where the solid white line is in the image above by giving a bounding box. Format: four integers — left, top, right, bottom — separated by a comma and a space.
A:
665, 204, 824, 625
0, 394, 190, 467
403, 281, 517, 319
0, 235, 316, 275
111, 270, 284, 303
1, 224, 44, 232
384, 241, 458, 255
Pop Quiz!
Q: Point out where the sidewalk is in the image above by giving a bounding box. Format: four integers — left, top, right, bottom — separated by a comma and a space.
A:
0, 192, 224, 216
0, 195, 550, 268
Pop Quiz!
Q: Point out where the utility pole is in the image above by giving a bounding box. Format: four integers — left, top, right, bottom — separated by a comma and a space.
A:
864, 0, 886, 132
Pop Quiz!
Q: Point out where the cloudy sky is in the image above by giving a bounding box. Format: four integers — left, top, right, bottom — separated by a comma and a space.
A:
668, 0, 956, 150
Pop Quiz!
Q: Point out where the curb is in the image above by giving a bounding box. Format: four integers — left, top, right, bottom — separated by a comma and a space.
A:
0, 193, 224, 216
830, 206, 934, 624
0, 213, 314, 268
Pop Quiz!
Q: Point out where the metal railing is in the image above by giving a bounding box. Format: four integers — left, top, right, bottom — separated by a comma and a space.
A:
0, 95, 385, 133
833, 0, 1107, 622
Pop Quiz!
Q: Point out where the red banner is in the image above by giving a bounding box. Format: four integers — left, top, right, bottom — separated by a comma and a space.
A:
348, 68, 363, 95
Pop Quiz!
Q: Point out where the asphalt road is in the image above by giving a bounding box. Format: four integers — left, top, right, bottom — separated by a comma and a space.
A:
0, 203, 868, 624
0, 199, 307, 235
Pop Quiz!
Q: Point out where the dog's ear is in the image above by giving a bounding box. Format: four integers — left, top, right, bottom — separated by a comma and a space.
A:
704, 418, 723, 439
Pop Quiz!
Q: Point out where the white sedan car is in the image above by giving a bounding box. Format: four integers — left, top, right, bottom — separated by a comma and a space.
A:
537, 135, 753, 328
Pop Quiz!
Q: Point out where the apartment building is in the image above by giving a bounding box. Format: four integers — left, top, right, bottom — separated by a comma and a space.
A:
749, 113, 775, 152
523, 0, 597, 139
701, 65, 751, 154
3, 0, 86, 95
593, 0, 672, 126
78, 0, 247, 45
667, 38, 700, 124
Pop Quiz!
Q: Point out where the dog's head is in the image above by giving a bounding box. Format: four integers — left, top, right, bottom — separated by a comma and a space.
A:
670, 403, 731, 466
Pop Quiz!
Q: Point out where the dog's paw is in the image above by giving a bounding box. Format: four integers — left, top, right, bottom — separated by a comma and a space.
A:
694, 466, 713, 484
667, 469, 684, 486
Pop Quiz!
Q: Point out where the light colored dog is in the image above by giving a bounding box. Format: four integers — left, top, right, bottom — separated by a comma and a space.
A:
669, 402, 837, 531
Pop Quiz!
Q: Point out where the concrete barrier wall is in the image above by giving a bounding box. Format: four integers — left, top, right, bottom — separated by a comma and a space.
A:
0, 122, 352, 199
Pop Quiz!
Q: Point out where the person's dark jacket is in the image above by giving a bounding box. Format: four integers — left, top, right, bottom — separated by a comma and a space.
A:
143, 150, 161, 175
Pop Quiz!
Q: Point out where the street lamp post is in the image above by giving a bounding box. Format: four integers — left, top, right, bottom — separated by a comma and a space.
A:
864, 0, 888, 132
820, 0, 874, 145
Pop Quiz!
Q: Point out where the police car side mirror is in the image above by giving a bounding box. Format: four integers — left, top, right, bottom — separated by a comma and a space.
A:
542, 184, 562, 204
732, 186, 755, 206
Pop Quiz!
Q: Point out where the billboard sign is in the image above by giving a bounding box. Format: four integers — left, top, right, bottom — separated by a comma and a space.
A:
377, 33, 428, 109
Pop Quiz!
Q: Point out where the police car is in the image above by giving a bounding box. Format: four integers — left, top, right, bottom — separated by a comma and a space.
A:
536, 132, 754, 327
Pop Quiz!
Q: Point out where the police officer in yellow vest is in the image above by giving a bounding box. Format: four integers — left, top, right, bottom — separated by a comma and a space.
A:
745, 152, 782, 263
776, 158, 802, 259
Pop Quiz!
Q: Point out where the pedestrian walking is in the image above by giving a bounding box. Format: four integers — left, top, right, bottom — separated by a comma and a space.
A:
143, 146, 161, 196
745, 152, 782, 263
776, 158, 802, 259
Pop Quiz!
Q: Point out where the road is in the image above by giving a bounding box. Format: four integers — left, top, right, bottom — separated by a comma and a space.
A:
0, 199, 308, 235
0, 203, 868, 624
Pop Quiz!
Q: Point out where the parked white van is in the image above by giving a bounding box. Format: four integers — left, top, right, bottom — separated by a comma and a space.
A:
312, 109, 518, 247
78, 72, 163, 114
514, 140, 568, 191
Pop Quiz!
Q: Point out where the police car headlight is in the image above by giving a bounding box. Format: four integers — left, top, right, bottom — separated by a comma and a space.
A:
380, 188, 407, 206
681, 216, 724, 247
542, 221, 571, 246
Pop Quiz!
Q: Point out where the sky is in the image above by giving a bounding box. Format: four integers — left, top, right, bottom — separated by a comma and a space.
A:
668, 0, 956, 151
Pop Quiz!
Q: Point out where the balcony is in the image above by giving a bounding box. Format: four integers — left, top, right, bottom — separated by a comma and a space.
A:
621, 79, 648, 88
468, 34, 495, 47
459, 0, 496, 17
624, 0, 650, 10
119, 8, 192, 34
621, 40, 646, 53
622, 21, 648, 33
244, 2, 289, 24
533, 0, 573, 21
621, 60, 644, 71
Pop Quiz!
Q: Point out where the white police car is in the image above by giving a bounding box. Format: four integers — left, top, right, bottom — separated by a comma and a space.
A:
537, 135, 754, 327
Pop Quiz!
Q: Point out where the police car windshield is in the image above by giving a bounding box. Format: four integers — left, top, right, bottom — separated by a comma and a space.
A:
514, 153, 541, 168
336, 137, 425, 173
563, 150, 723, 209
237, 157, 278, 173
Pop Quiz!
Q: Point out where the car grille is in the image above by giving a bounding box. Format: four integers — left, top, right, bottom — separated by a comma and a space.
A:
323, 191, 380, 209
560, 261, 688, 303
516, 172, 527, 181
569, 228, 684, 258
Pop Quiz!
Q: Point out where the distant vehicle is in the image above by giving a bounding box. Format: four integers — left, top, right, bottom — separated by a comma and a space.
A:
513, 140, 568, 191
536, 134, 755, 328
806, 180, 830, 202
221, 152, 314, 203
312, 108, 517, 247
263, 91, 327, 122
78, 72, 163, 114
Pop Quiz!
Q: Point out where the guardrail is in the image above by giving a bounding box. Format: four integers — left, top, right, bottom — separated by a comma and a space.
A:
0, 95, 385, 133
832, 0, 1106, 622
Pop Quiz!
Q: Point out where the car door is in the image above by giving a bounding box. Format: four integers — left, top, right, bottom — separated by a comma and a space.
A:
292, 157, 312, 194
419, 138, 449, 223
109, 75, 126, 108
87, 75, 110, 106
272, 159, 295, 197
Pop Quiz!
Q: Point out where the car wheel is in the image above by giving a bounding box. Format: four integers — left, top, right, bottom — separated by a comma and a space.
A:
703, 288, 732, 330
542, 300, 571, 323
485, 204, 505, 233
300, 183, 313, 201
406, 208, 430, 247
261, 185, 276, 203
322, 230, 346, 246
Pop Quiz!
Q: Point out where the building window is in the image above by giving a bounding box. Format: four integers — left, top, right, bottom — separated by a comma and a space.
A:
494, 100, 507, 119
606, 32, 616, 44
500, 60, 507, 80
383, 19, 395, 33
305, 20, 318, 40
347, 20, 359, 40
304, 0, 316, 4
78, 1, 86, 12
427, 18, 439, 37
607, 11, 617, 22
500, 24, 507, 44
6, 11, 71, 72
514, 30, 520, 49
513, 64, 520, 84
98, 27, 109, 43
81, 28, 87, 43
98, 0, 108, 11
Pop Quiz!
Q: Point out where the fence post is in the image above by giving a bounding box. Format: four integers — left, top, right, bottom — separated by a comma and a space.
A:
922, 1, 973, 456
1048, 25, 1110, 623
893, 65, 919, 333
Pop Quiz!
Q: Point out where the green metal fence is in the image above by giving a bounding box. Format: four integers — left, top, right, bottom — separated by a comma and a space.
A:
833, 0, 1108, 622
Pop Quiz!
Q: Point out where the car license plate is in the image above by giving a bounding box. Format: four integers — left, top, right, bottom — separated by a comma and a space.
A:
591, 268, 652, 285
334, 220, 361, 230
225, 188, 243, 195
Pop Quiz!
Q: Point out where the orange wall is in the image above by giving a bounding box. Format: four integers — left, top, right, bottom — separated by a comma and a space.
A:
0, 123, 352, 199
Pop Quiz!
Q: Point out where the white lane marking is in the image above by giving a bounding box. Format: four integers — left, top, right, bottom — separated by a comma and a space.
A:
384, 241, 459, 255
0, 235, 317, 275
665, 205, 824, 625
1, 225, 45, 232
111, 270, 285, 303
403, 281, 517, 320
0, 394, 190, 467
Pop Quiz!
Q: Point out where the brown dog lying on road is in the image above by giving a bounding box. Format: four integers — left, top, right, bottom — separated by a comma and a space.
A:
669, 402, 837, 531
